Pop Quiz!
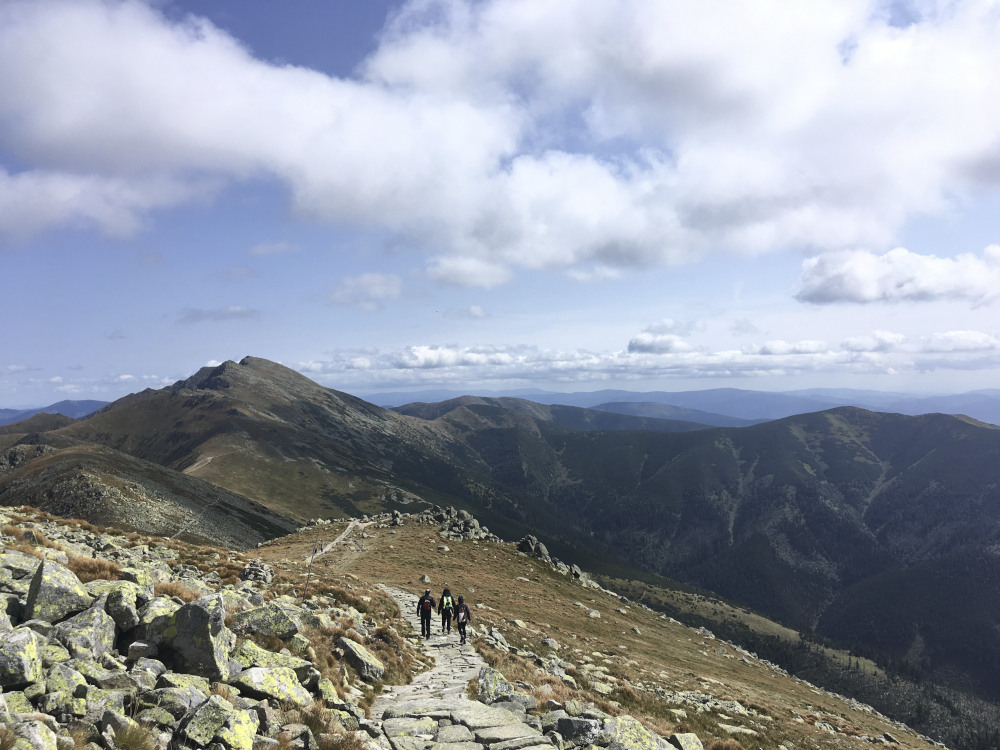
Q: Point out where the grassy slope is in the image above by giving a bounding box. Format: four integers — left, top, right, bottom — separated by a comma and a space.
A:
254, 519, 944, 750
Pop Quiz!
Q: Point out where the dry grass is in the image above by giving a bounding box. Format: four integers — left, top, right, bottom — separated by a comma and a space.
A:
248, 520, 947, 750
705, 741, 746, 750
109, 723, 157, 750
66, 555, 122, 582
153, 581, 201, 602
0, 724, 18, 750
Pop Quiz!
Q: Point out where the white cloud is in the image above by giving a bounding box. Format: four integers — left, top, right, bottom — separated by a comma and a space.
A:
841, 330, 906, 352
4, 0, 1000, 284
329, 273, 402, 311
797, 246, 1000, 304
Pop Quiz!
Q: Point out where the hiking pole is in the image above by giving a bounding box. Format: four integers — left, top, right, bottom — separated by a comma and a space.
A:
303, 544, 319, 602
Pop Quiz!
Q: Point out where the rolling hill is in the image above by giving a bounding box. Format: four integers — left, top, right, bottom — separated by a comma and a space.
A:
4, 356, 1000, 711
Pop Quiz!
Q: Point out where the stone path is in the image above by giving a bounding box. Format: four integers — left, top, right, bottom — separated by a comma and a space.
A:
374, 585, 487, 708
371, 586, 553, 750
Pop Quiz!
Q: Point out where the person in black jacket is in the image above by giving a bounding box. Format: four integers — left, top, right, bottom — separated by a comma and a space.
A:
454, 595, 472, 645
416, 589, 435, 638
438, 586, 455, 633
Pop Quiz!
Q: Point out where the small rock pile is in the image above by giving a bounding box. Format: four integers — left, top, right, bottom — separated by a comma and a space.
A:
517, 536, 595, 588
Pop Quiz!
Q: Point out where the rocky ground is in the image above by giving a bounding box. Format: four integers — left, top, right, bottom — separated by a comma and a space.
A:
0, 504, 945, 750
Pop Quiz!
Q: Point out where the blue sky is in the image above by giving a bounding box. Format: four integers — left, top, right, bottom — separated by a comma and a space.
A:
3, 0, 1000, 407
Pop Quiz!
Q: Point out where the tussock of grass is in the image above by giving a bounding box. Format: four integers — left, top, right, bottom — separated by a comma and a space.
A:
110, 723, 157, 750
0, 725, 18, 750
705, 741, 746, 750
67, 555, 122, 582
153, 581, 200, 602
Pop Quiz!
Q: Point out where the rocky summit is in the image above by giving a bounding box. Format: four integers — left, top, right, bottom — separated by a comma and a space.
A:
0, 503, 949, 750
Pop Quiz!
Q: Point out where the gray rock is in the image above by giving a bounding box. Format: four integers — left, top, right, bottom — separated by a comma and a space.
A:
0, 627, 44, 687
165, 595, 237, 681
25, 560, 93, 624
337, 637, 385, 683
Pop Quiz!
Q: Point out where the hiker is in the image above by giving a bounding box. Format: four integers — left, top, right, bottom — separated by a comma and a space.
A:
417, 588, 436, 638
455, 594, 472, 644
438, 586, 455, 633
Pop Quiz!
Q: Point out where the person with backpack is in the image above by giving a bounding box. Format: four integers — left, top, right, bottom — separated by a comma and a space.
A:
438, 586, 455, 634
417, 588, 436, 639
455, 594, 472, 645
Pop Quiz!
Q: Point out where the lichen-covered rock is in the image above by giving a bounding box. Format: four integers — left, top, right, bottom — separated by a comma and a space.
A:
666, 734, 703, 750
0, 627, 44, 687
136, 686, 210, 719
230, 602, 299, 639
603, 716, 662, 750
135, 596, 182, 643
10, 718, 58, 750
229, 666, 312, 708
45, 663, 87, 697
382, 717, 438, 738
0, 550, 42, 579
163, 595, 237, 681
25, 560, 93, 624
50, 600, 116, 658
337, 637, 385, 684
216, 708, 260, 750
182, 693, 235, 745
478, 666, 516, 705
230, 640, 313, 682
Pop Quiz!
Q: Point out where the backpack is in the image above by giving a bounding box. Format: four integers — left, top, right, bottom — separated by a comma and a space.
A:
457, 606, 468, 623
422, 597, 432, 611
443, 595, 453, 611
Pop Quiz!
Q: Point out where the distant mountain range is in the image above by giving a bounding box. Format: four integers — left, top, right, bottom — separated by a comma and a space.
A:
365, 386, 1000, 426
0, 399, 107, 426
3, 357, 1000, 707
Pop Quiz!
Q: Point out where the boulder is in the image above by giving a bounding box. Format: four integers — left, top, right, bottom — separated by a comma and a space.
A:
230, 640, 313, 683
230, 602, 299, 640
25, 560, 92, 624
182, 694, 235, 746
337, 637, 385, 683
163, 595, 237, 681
666, 734, 703, 750
50, 599, 116, 659
478, 666, 516, 705
603, 716, 662, 750
229, 666, 312, 708
0, 627, 44, 687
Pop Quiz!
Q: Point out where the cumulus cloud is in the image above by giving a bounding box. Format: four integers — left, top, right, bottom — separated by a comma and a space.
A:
797, 246, 1000, 305
329, 273, 402, 311
175, 305, 260, 324
628, 319, 699, 354
4, 1, 1000, 285
298, 324, 1000, 391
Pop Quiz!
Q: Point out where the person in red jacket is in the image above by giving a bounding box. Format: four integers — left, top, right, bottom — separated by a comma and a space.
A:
416, 589, 435, 639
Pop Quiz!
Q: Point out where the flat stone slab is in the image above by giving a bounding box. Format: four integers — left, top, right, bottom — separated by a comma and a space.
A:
383, 717, 439, 738
489, 737, 551, 750
473, 724, 540, 744
389, 736, 432, 750
383, 698, 471, 720
436, 726, 476, 743
433, 743, 484, 750
453, 706, 526, 730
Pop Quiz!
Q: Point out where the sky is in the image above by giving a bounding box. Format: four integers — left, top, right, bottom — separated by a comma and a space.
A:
3, 0, 1000, 407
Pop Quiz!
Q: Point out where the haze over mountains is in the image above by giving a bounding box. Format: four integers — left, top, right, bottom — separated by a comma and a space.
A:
2, 356, 1000, 725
